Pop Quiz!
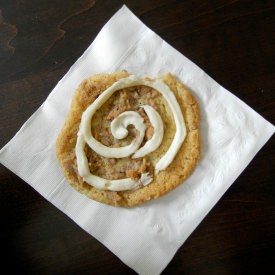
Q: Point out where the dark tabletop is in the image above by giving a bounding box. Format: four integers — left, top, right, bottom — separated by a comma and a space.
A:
0, 0, 274, 274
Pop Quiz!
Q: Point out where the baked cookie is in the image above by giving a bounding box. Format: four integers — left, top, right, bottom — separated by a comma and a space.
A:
56, 71, 200, 207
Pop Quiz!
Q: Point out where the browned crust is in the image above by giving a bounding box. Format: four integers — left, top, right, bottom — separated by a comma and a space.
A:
56, 72, 200, 207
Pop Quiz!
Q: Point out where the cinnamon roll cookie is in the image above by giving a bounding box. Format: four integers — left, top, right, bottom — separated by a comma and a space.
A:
56, 71, 200, 206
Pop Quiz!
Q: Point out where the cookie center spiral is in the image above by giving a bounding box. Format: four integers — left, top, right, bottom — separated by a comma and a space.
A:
75, 75, 186, 191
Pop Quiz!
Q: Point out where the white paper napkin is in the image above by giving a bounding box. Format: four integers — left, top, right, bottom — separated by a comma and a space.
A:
0, 5, 274, 275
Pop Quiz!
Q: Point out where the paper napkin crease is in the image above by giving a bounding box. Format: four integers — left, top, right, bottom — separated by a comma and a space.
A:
0, 5, 274, 275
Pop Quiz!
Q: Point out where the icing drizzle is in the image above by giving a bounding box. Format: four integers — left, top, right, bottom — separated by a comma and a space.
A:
75, 75, 186, 191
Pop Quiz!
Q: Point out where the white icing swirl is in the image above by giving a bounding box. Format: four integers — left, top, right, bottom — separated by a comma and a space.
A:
75, 75, 186, 191
133, 105, 164, 158
92, 110, 146, 158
